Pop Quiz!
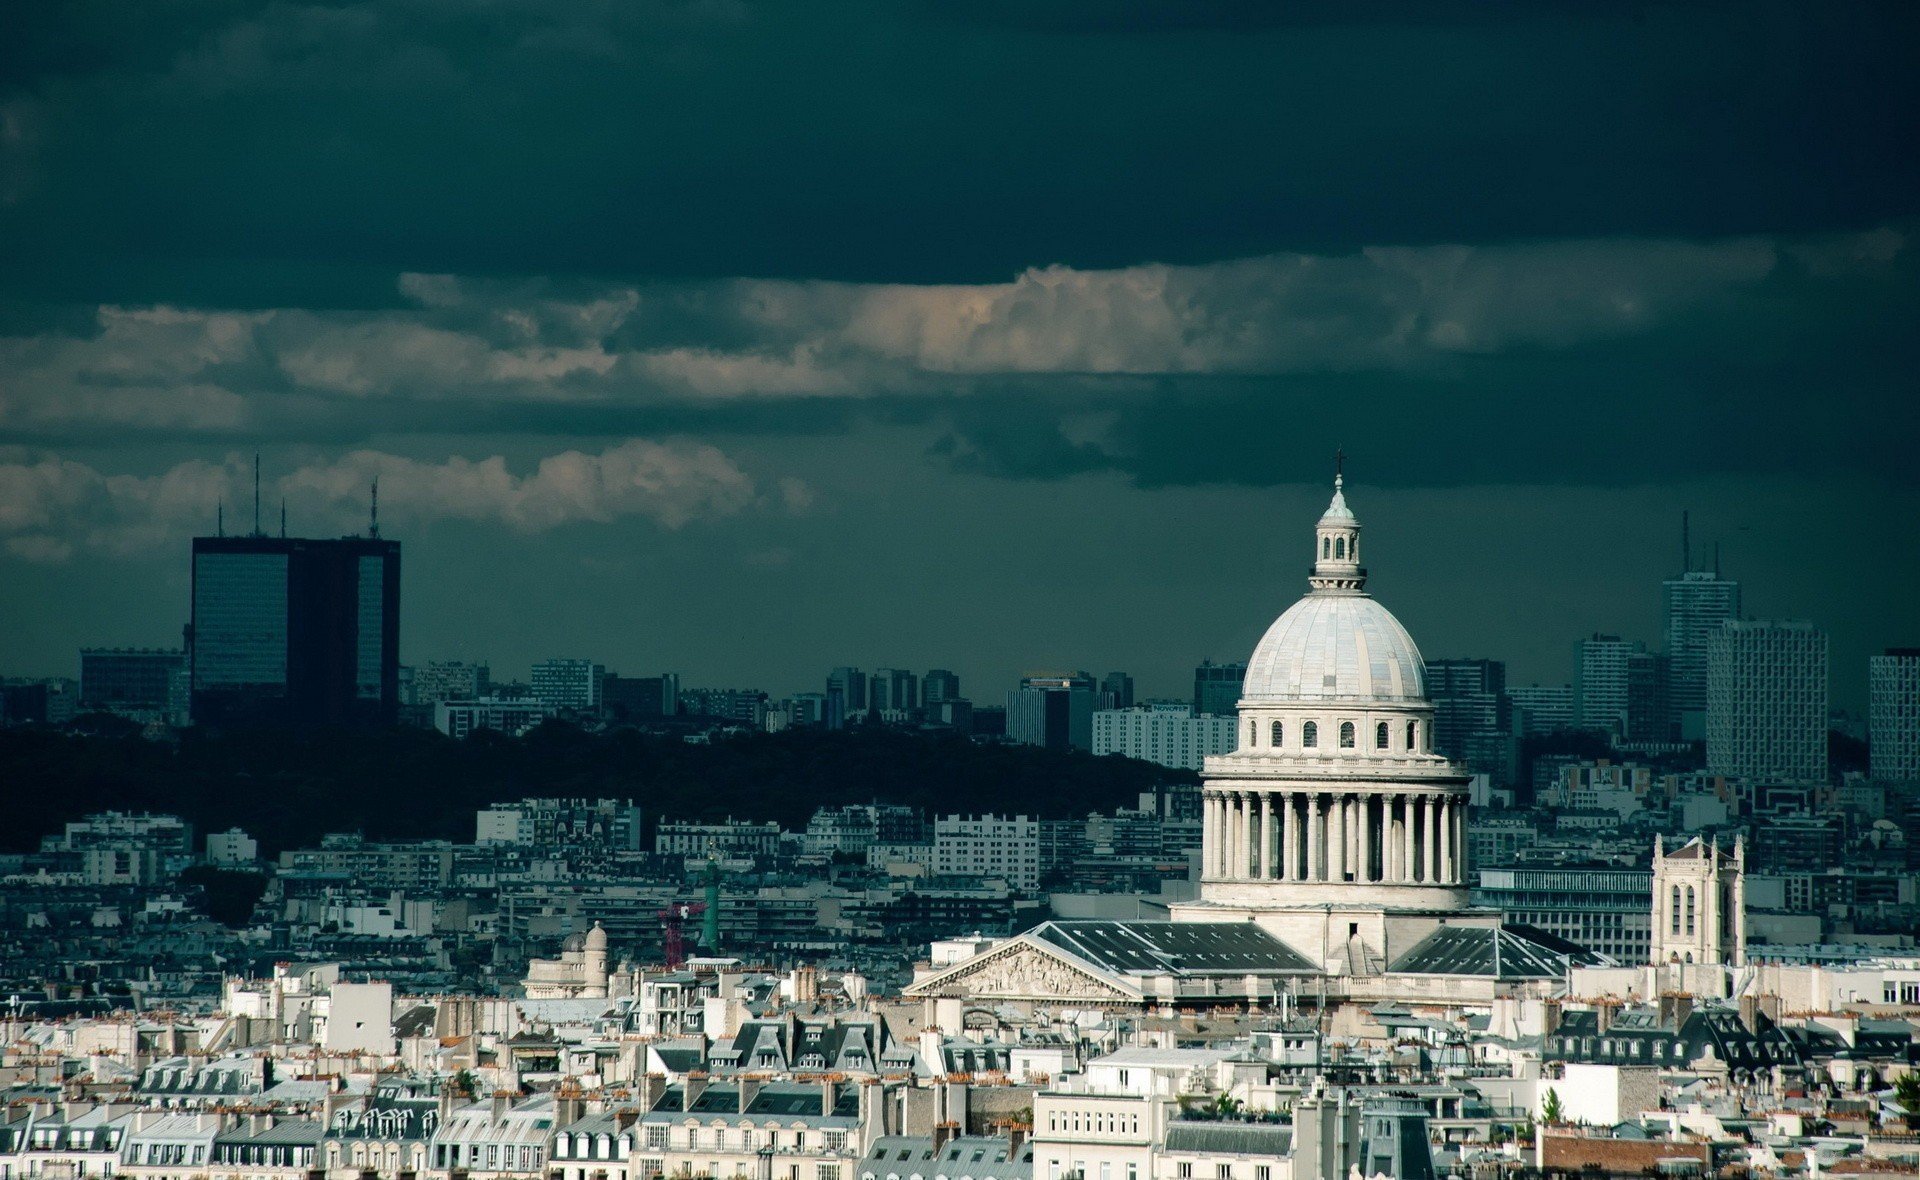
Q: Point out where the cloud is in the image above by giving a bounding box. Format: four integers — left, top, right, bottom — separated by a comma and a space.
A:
2, 226, 1906, 444
0, 440, 782, 562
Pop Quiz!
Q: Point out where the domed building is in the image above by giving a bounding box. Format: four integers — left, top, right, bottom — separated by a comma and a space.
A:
1169, 471, 1488, 974
909, 471, 1596, 1013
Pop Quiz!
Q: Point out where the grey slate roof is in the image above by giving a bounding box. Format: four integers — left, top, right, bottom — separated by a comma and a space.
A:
1033, 921, 1317, 975
1163, 1122, 1294, 1156
1389, 925, 1584, 979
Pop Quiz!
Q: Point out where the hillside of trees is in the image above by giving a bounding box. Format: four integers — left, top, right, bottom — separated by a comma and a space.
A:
0, 723, 1195, 856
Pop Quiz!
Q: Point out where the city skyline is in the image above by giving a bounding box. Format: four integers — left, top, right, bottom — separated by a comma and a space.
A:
4, 476, 1909, 714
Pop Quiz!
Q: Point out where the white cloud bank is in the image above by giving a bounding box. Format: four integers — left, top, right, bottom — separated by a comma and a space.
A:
0, 439, 775, 563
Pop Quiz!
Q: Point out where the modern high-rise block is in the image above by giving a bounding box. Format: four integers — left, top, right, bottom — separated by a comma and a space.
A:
603, 672, 677, 720
80, 648, 185, 720
414, 660, 491, 704
1574, 634, 1644, 734
826, 667, 867, 714
530, 659, 605, 712
921, 669, 961, 705
190, 534, 400, 727
1100, 671, 1135, 711
1425, 659, 1508, 759
1007, 672, 1097, 750
1870, 649, 1920, 782
1663, 569, 1741, 739
1193, 659, 1247, 717
1505, 684, 1574, 736
1706, 619, 1828, 784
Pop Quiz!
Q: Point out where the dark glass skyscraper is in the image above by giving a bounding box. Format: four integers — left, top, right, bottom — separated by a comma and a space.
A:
190, 535, 401, 727
1192, 659, 1247, 716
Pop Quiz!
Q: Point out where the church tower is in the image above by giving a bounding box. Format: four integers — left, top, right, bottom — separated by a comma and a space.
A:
1650, 834, 1746, 968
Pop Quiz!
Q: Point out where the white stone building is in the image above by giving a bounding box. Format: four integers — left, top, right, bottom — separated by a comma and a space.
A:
1092, 703, 1239, 770
933, 815, 1040, 890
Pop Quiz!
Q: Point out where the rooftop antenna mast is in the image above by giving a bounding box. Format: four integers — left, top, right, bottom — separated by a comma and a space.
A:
252, 453, 262, 537
1714, 540, 1721, 578
369, 477, 380, 539
280, 499, 287, 539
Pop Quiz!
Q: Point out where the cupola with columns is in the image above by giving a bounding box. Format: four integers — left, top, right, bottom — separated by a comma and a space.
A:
1191, 464, 1472, 915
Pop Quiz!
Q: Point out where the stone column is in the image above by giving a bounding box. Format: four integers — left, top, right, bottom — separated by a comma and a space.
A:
1307, 794, 1323, 881
1357, 793, 1373, 883
1326, 795, 1345, 882
1429, 795, 1443, 884
1233, 794, 1248, 879
1440, 798, 1455, 884
1204, 794, 1217, 877
1402, 795, 1418, 884
1280, 793, 1297, 881
1259, 793, 1274, 879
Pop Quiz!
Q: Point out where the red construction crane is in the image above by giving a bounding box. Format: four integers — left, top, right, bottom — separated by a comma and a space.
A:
656, 901, 707, 968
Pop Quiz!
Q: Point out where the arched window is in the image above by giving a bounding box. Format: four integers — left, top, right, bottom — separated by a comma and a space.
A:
1248, 720, 1258, 747
1335, 536, 1346, 559
1671, 885, 1682, 934
1339, 721, 1356, 748
1375, 721, 1389, 749
1350, 538, 1358, 562
1302, 721, 1318, 748
1321, 536, 1331, 559
1685, 886, 1696, 935
1406, 721, 1417, 751
1270, 720, 1283, 747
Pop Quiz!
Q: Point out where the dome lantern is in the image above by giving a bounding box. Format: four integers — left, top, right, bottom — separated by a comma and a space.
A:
1309, 458, 1365, 593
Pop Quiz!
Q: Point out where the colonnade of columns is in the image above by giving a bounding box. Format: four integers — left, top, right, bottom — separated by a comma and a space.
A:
1201, 789, 1467, 886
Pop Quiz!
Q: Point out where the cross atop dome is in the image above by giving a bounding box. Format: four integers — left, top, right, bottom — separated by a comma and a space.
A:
1309, 456, 1366, 593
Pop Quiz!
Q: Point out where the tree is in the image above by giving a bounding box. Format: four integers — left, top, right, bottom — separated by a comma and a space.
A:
1896, 1074, 1920, 1127
1541, 1087, 1565, 1125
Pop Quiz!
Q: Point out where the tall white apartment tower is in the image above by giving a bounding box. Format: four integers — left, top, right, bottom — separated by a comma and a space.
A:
1870, 649, 1920, 782
1706, 619, 1828, 784
1663, 569, 1741, 740
1574, 634, 1643, 734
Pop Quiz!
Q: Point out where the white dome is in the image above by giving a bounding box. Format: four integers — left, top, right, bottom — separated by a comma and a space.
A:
1241, 592, 1427, 704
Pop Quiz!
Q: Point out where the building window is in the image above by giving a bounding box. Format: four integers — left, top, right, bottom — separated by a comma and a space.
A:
1270, 721, 1282, 747
1303, 721, 1318, 748
1375, 721, 1388, 749
1339, 721, 1355, 748
1177, 1167, 1192, 1180
1216, 1166, 1231, 1180
1406, 721, 1417, 751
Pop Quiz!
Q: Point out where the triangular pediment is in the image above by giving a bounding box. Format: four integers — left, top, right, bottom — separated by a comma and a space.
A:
906, 937, 1140, 1002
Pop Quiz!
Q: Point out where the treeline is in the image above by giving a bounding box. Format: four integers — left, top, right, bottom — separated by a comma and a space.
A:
0, 723, 1194, 856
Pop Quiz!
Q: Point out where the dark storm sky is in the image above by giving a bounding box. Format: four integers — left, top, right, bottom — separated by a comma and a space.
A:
2, 0, 1916, 709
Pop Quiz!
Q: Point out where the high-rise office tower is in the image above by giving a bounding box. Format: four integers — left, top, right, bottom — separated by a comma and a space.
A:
1100, 671, 1135, 711
1706, 619, 1828, 784
531, 659, 605, 713
826, 667, 867, 713
870, 668, 918, 713
1574, 634, 1644, 734
1192, 659, 1247, 716
1425, 658, 1508, 760
1664, 569, 1741, 740
1870, 649, 1920, 782
1623, 651, 1673, 743
922, 669, 961, 705
1007, 672, 1097, 750
190, 534, 400, 727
